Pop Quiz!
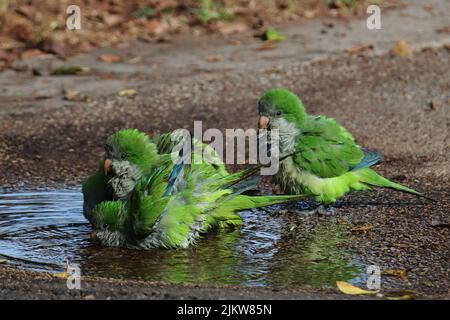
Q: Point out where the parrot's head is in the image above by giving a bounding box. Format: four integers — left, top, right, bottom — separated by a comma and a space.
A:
90, 201, 128, 247
104, 129, 158, 200
257, 88, 306, 132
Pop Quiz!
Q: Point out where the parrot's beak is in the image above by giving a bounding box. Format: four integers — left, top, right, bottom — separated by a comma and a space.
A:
258, 116, 270, 129
104, 158, 113, 176
90, 230, 98, 241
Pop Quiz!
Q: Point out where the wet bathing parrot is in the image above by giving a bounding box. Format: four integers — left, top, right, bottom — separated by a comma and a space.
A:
82, 129, 304, 249
257, 88, 431, 207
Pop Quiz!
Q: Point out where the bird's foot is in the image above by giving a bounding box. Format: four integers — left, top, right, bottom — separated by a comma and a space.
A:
290, 205, 336, 216
315, 205, 336, 216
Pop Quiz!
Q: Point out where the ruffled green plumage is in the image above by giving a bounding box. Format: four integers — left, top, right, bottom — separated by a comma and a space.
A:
83, 129, 304, 249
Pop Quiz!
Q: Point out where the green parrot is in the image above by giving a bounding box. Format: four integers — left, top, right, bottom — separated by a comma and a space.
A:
257, 88, 432, 207
83, 129, 304, 249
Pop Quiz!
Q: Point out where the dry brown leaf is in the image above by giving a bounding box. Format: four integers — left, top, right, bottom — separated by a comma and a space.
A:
336, 281, 379, 295
103, 14, 123, 27
253, 42, 277, 51
33, 89, 56, 100
128, 56, 142, 64
99, 54, 122, 63
118, 89, 136, 97
382, 269, 408, 279
63, 89, 79, 101
21, 49, 45, 60
346, 44, 374, 54
83, 294, 96, 300
392, 40, 412, 57
38, 39, 67, 58
145, 19, 169, 36
303, 10, 316, 19
207, 54, 225, 62
437, 26, 450, 34
351, 224, 373, 233
16, 5, 36, 20
217, 22, 248, 35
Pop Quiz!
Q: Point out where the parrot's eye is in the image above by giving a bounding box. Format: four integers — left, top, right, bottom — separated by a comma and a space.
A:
120, 153, 127, 160
102, 223, 108, 229
276, 111, 282, 116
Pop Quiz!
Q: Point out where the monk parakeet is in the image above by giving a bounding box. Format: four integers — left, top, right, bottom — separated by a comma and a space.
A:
83, 129, 304, 249
257, 88, 431, 206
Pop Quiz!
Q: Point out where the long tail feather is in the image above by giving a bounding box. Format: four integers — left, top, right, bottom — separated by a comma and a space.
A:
225, 194, 307, 211
357, 168, 436, 202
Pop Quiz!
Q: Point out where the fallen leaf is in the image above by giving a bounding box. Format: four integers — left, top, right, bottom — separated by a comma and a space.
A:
16, 5, 36, 20
51, 66, 90, 75
118, 89, 137, 97
37, 38, 66, 58
263, 28, 286, 42
128, 56, 142, 64
53, 271, 70, 279
437, 26, 450, 34
336, 281, 379, 295
83, 294, 96, 300
99, 54, 122, 63
0, 259, 9, 264
228, 39, 241, 46
382, 269, 408, 279
351, 224, 373, 233
346, 44, 374, 54
253, 42, 277, 51
63, 89, 79, 101
429, 100, 438, 110
82, 95, 92, 103
21, 49, 45, 60
103, 14, 123, 27
303, 10, 316, 19
207, 54, 224, 62
53, 258, 71, 279
32, 89, 56, 100
385, 290, 415, 300
392, 40, 412, 57
145, 19, 169, 36
217, 22, 248, 35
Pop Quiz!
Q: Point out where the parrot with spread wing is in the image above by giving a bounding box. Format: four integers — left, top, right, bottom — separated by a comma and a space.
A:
82, 129, 304, 249
257, 88, 433, 210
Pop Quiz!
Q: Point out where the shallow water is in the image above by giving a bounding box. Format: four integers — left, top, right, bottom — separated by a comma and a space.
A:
0, 189, 365, 287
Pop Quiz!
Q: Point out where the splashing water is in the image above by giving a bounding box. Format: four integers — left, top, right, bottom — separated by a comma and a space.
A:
0, 189, 364, 287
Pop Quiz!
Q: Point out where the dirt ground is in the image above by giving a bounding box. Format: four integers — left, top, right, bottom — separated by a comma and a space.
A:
0, 0, 449, 299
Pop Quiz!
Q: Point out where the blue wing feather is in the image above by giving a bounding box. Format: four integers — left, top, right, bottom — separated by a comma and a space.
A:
351, 149, 383, 171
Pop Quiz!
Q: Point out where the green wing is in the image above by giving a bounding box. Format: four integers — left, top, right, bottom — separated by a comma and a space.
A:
82, 159, 113, 221
131, 154, 231, 247
150, 132, 185, 155
294, 115, 364, 178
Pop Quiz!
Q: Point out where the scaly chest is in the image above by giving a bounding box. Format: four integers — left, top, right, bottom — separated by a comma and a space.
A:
276, 157, 322, 194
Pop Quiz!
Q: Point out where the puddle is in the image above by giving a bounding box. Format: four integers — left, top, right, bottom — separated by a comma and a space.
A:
0, 189, 364, 287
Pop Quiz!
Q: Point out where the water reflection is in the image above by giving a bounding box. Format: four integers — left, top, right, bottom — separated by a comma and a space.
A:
0, 190, 363, 287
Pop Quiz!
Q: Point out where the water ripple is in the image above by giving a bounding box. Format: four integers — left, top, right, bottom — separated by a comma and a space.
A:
0, 189, 363, 287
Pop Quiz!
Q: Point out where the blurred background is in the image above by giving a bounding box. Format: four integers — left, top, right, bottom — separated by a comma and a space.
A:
0, 0, 392, 66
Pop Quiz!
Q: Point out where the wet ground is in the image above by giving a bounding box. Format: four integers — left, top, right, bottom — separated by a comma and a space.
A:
0, 190, 361, 287
0, 0, 449, 299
